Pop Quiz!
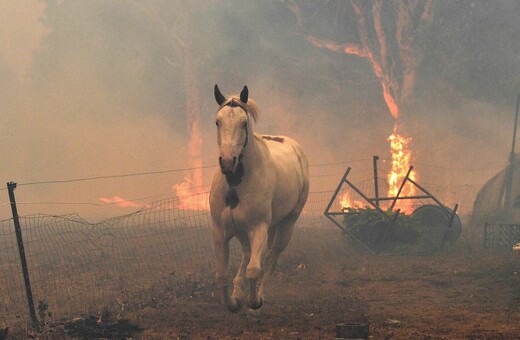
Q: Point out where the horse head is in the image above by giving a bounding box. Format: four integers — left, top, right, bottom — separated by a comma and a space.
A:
214, 85, 251, 176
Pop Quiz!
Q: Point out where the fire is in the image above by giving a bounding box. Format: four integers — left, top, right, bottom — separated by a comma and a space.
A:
339, 191, 365, 211
387, 125, 417, 213
172, 176, 210, 211
99, 195, 142, 208
170, 109, 210, 211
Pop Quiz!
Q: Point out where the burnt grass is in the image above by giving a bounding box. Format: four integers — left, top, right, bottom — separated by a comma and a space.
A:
120, 245, 520, 339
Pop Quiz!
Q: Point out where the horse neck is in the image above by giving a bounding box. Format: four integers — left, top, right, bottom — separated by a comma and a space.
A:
241, 132, 264, 174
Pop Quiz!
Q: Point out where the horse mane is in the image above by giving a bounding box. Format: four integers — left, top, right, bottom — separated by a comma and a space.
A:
221, 95, 259, 123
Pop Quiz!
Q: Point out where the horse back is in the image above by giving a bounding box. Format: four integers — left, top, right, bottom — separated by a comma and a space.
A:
259, 134, 309, 223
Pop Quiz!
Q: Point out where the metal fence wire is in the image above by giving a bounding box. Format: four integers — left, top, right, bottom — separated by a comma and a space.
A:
483, 223, 520, 249
0, 191, 341, 328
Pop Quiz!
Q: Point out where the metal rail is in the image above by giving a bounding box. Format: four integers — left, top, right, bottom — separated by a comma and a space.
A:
323, 157, 460, 255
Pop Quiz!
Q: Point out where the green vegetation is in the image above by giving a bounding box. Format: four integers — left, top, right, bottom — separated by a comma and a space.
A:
342, 207, 421, 253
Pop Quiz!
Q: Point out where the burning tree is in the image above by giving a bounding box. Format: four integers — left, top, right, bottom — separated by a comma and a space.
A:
130, 1, 207, 208
287, 0, 434, 208
96, 2, 208, 210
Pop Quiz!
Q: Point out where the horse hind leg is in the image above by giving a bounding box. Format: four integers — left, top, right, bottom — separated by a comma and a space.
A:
259, 180, 309, 301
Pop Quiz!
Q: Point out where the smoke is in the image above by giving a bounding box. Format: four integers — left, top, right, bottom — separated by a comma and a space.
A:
0, 0, 49, 82
0, 1, 518, 221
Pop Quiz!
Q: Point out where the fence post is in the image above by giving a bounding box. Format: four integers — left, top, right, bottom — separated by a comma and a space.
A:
483, 222, 489, 248
373, 155, 379, 207
7, 182, 39, 329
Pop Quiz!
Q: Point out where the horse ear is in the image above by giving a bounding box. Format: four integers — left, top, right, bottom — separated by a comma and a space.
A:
240, 85, 248, 104
214, 84, 226, 106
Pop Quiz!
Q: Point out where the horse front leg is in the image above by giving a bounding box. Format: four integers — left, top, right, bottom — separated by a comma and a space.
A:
230, 234, 250, 310
246, 222, 268, 310
212, 226, 240, 312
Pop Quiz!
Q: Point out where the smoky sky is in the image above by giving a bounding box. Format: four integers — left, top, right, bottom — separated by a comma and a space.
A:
0, 0, 519, 220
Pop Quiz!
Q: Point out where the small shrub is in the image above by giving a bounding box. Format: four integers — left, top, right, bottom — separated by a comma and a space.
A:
37, 300, 53, 328
342, 207, 421, 252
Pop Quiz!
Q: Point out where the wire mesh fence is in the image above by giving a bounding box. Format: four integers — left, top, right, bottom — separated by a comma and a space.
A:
0, 158, 499, 329
483, 223, 520, 249
0, 190, 342, 328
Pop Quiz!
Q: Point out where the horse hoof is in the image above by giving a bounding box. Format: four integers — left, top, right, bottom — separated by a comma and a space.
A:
248, 297, 263, 310
227, 299, 243, 313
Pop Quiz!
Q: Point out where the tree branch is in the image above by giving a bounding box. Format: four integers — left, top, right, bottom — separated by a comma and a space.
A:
305, 35, 368, 57
421, 0, 434, 21
351, 0, 383, 78
372, 0, 388, 70
283, 0, 304, 26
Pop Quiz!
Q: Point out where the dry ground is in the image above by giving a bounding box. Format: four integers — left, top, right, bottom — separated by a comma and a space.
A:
124, 244, 520, 339
8, 240, 519, 339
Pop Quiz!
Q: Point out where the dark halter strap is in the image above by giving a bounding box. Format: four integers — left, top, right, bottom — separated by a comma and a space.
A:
227, 98, 246, 110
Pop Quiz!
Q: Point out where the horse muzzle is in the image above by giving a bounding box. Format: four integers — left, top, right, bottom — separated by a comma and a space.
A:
219, 156, 238, 175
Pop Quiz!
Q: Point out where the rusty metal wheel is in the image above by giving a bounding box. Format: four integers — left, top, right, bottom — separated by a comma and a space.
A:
411, 204, 461, 252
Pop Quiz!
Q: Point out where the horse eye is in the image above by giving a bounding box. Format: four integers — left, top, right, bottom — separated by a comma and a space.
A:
215, 120, 219, 127
243, 122, 247, 128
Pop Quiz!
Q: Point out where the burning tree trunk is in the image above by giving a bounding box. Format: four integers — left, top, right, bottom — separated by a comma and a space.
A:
131, 2, 206, 207
182, 10, 204, 192
288, 0, 433, 208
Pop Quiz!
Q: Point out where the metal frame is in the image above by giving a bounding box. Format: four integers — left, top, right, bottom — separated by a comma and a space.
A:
324, 158, 459, 254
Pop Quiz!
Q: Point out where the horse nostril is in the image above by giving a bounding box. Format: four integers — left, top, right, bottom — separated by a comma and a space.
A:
232, 157, 237, 166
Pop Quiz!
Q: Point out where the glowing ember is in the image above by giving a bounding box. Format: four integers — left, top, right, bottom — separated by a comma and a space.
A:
99, 196, 141, 208
339, 191, 365, 211
387, 126, 417, 213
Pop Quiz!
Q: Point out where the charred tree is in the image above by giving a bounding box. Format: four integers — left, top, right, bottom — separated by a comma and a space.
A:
287, 0, 433, 122
287, 0, 434, 203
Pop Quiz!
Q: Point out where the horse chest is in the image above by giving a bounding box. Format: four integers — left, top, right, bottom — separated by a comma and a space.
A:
219, 189, 267, 231
220, 205, 247, 233
224, 188, 240, 209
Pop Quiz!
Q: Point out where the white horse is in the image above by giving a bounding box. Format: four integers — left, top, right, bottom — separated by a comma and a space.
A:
209, 85, 309, 312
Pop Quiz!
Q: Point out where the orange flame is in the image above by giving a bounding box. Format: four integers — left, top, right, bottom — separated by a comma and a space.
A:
99, 195, 142, 208
172, 177, 210, 211
99, 108, 209, 211
339, 191, 365, 211
169, 109, 211, 211
387, 126, 417, 213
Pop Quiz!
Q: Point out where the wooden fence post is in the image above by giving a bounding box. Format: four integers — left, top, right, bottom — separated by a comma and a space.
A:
7, 182, 39, 329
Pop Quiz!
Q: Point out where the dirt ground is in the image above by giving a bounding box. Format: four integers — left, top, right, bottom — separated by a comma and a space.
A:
11, 240, 519, 339
119, 243, 520, 339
